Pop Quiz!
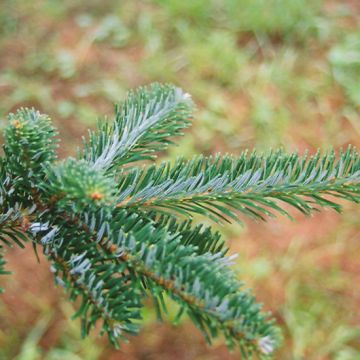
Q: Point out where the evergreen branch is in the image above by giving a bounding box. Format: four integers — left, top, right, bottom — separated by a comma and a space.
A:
2, 82, 359, 358
0, 160, 32, 256
4, 108, 58, 192
3, 108, 58, 209
116, 148, 360, 222
30, 177, 280, 358
0, 203, 30, 249
30, 221, 142, 346
2, 147, 142, 347
81, 83, 193, 170
24, 182, 143, 346
152, 214, 228, 255
42, 158, 116, 212
77, 209, 280, 357
0, 203, 32, 293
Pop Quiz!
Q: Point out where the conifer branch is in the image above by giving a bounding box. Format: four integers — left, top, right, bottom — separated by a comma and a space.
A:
0, 204, 30, 249
81, 83, 193, 170
116, 150, 360, 222
29, 220, 143, 346
78, 209, 280, 356
0, 203, 32, 292
153, 215, 227, 255
28, 171, 278, 356
1, 83, 359, 358
32, 187, 278, 355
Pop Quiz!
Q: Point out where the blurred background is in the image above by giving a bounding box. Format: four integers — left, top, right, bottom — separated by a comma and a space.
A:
0, 1, 360, 359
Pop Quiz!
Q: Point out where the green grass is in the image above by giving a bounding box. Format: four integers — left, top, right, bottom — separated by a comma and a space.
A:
0, 0, 360, 359
155, 0, 323, 38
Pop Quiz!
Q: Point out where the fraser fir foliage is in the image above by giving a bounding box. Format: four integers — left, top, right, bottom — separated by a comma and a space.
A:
0, 84, 359, 358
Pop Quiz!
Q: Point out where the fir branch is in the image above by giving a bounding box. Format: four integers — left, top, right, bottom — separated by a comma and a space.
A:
1, 83, 359, 358
30, 221, 142, 346
4, 108, 58, 179
0, 204, 30, 249
3, 108, 58, 204
77, 209, 280, 356
116, 148, 360, 222
31, 179, 279, 357
0, 203, 32, 293
0, 159, 31, 254
154, 215, 227, 255
81, 83, 193, 170
43, 158, 116, 212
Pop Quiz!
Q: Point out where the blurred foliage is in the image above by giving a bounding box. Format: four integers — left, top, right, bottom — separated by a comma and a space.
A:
329, 32, 360, 106
155, 0, 323, 38
0, 0, 359, 359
